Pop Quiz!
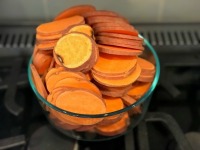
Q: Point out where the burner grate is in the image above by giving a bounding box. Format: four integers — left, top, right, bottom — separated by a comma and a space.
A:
135, 24, 200, 46
0, 24, 200, 57
0, 27, 35, 48
0, 25, 36, 57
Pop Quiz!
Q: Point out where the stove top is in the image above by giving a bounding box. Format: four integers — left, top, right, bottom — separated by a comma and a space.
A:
0, 23, 200, 150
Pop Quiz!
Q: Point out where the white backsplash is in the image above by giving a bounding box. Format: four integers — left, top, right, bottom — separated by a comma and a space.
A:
0, 0, 199, 23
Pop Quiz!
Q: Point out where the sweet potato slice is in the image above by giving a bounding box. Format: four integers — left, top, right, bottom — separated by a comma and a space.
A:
80, 43, 99, 73
33, 51, 53, 75
37, 16, 85, 35
137, 74, 154, 82
30, 64, 48, 99
46, 71, 86, 92
36, 39, 58, 45
94, 26, 138, 36
55, 89, 106, 125
45, 67, 66, 82
54, 5, 96, 21
97, 41, 144, 50
54, 112, 82, 127
49, 87, 104, 126
54, 78, 102, 97
92, 69, 136, 80
92, 22, 134, 31
95, 112, 129, 136
75, 125, 95, 132
138, 57, 155, 75
48, 88, 65, 104
92, 53, 137, 77
98, 96, 124, 125
92, 63, 141, 87
98, 44, 142, 56
104, 96, 124, 112
70, 33, 98, 71
54, 32, 95, 71
127, 82, 151, 99
86, 16, 128, 25
96, 36, 144, 50
53, 119, 81, 130
67, 24, 95, 39
121, 95, 142, 115
92, 63, 137, 79
100, 90, 126, 98
36, 33, 62, 41
37, 42, 56, 51
82, 10, 119, 18
97, 83, 132, 97
96, 36, 142, 47
40, 55, 54, 83
49, 107, 81, 130
97, 32, 143, 41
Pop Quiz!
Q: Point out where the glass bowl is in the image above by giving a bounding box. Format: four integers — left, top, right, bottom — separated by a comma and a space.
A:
28, 36, 160, 141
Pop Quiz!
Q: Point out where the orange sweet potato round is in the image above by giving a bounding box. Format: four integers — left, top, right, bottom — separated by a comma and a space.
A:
54, 32, 96, 72
37, 16, 85, 35
83, 10, 119, 18
96, 36, 144, 50
86, 16, 128, 25
55, 89, 106, 125
92, 63, 141, 87
98, 44, 143, 56
54, 5, 96, 20
97, 32, 143, 41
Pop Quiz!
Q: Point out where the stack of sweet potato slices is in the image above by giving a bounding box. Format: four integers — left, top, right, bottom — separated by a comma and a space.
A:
36, 16, 85, 50
30, 4, 156, 136
83, 10, 144, 55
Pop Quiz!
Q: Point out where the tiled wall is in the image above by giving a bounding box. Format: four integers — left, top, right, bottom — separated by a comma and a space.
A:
0, 0, 199, 23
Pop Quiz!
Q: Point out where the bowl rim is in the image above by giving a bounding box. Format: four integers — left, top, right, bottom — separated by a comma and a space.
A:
28, 35, 160, 118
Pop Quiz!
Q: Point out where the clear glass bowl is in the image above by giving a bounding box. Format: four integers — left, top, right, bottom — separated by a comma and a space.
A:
28, 36, 160, 141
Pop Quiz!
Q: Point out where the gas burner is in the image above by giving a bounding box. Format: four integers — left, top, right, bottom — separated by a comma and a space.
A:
0, 57, 28, 116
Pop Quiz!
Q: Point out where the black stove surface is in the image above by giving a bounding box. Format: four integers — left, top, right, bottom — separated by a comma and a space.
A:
0, 57, 199, 150
0, 23, 200, 150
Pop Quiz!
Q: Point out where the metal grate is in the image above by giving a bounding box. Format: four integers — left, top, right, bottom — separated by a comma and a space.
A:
135, 24, 200, 46
140, 30, 200, 46
0, 28, 35, 48
0, 25, 36, 57
0, 24, 200, 57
